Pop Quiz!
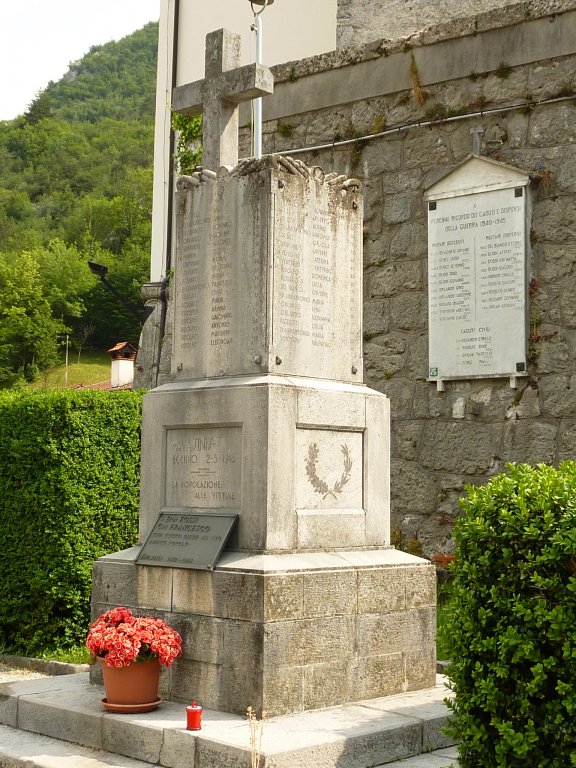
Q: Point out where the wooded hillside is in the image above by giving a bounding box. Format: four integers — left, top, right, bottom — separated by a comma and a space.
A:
0, 23, 158, 385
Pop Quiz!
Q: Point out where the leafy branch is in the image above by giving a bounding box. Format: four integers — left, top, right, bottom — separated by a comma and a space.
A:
171, 113, 203, 175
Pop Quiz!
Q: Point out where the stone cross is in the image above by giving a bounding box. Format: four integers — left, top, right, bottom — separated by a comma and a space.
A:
470, 124, 485, 155
172, 29, 274, 170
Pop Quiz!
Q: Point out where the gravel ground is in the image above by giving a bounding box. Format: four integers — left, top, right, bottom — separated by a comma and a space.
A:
0, 663, 48, 683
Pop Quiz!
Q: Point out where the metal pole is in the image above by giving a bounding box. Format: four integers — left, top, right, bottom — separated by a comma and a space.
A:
65, 334, 69, 389
253, 11, 263, 159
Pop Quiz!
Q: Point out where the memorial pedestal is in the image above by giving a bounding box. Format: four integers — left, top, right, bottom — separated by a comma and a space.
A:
91, 156, 436, 716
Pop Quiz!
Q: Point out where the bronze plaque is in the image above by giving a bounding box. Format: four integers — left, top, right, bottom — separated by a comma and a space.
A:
136, 510, 237, 570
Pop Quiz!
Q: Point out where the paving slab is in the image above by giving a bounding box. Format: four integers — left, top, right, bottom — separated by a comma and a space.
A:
0, 673, 454, 768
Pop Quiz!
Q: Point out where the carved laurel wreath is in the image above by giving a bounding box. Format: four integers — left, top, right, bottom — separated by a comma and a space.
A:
305, 443, 353, 500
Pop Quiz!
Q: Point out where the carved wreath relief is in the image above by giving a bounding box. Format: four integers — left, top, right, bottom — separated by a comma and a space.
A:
305, 442, 353, 500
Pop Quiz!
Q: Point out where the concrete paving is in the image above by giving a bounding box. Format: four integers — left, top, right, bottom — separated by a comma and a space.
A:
0, 671, 455, 768
0, 655, 89, 678
0, 662, 47, 684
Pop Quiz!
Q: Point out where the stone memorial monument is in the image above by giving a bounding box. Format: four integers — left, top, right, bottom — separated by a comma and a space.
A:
425, 155, 530, 391
91, 28, 436, 717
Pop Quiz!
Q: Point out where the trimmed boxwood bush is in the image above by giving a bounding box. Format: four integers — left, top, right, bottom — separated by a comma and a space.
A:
446, 462, 576, 767
0, 389, 142, 655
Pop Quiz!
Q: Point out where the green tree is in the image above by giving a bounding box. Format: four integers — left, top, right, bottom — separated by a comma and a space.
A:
30, 239, 96, 321
0, 22, 160, 368
81, 242, 148, 348
0, 253, 64, 384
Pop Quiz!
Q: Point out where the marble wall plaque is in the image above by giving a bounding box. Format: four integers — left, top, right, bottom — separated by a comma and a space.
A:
427, 185, 528, 380
296, 428, 363, 510
165, 427, 242, 509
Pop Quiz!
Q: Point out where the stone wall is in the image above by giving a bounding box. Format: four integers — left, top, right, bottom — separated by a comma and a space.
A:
234, 5, 576, 557
336, 0, 576, 47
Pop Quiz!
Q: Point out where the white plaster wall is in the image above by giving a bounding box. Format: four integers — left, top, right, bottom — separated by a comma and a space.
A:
150, 0, 337, 281
176, 0, 336, 86
111, 359, 135, 388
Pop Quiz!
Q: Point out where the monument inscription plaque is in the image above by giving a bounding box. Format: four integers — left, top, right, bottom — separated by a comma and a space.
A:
165, 427, 242, 509
136, 510, 237, 570
173, 176, 267, 378
425, 157, 529, 383
272, 172, 362, 378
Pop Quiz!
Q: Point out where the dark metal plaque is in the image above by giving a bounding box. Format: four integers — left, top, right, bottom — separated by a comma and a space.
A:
136, 509, 237, 570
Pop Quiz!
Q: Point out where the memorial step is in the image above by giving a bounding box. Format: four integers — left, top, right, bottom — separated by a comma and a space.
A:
0, 673, 454, 768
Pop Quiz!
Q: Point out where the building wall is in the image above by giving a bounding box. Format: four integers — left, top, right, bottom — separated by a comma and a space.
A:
150, 0, 336, 283
231, 4, 576, 556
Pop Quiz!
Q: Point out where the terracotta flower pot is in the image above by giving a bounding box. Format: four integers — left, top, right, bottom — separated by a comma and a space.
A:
98, 657, 161, 713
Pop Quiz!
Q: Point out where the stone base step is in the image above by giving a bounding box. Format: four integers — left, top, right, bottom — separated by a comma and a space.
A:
0, 673, 454, 768
375, 746, 458, 767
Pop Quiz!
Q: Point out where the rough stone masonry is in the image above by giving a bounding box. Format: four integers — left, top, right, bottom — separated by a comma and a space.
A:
336, 0, 576, 46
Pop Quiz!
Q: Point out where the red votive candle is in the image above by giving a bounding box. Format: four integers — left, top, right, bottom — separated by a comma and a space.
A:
186, 701, 202, 730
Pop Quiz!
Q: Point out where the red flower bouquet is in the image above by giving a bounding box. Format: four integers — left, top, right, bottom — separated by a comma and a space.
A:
86, 606, 182, 668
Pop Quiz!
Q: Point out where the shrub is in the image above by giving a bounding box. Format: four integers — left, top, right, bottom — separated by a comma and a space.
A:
0, 389, 142, 655
446, 462, 576, 767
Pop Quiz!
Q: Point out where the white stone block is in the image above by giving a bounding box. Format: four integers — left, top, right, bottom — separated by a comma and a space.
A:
139, 376, 389, 552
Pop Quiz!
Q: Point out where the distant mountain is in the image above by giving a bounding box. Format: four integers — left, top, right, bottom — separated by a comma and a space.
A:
0, 23, 160, 379
25, 22, 159, 124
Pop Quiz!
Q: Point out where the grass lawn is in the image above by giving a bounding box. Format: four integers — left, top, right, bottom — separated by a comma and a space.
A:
39, 645, 92, 665
29, 349, 111, 389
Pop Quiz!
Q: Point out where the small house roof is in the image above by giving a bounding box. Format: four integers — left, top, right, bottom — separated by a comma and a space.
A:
108, 342, 138, 360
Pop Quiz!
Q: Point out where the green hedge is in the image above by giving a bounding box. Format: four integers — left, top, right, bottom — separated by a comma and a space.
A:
0, 389, 142, 655
446, 462, 576, 767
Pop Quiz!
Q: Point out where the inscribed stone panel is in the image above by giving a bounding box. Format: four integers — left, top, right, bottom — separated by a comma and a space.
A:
172, 175, 267, 379
271, 172, 363, 382
172, 162, 363, 383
